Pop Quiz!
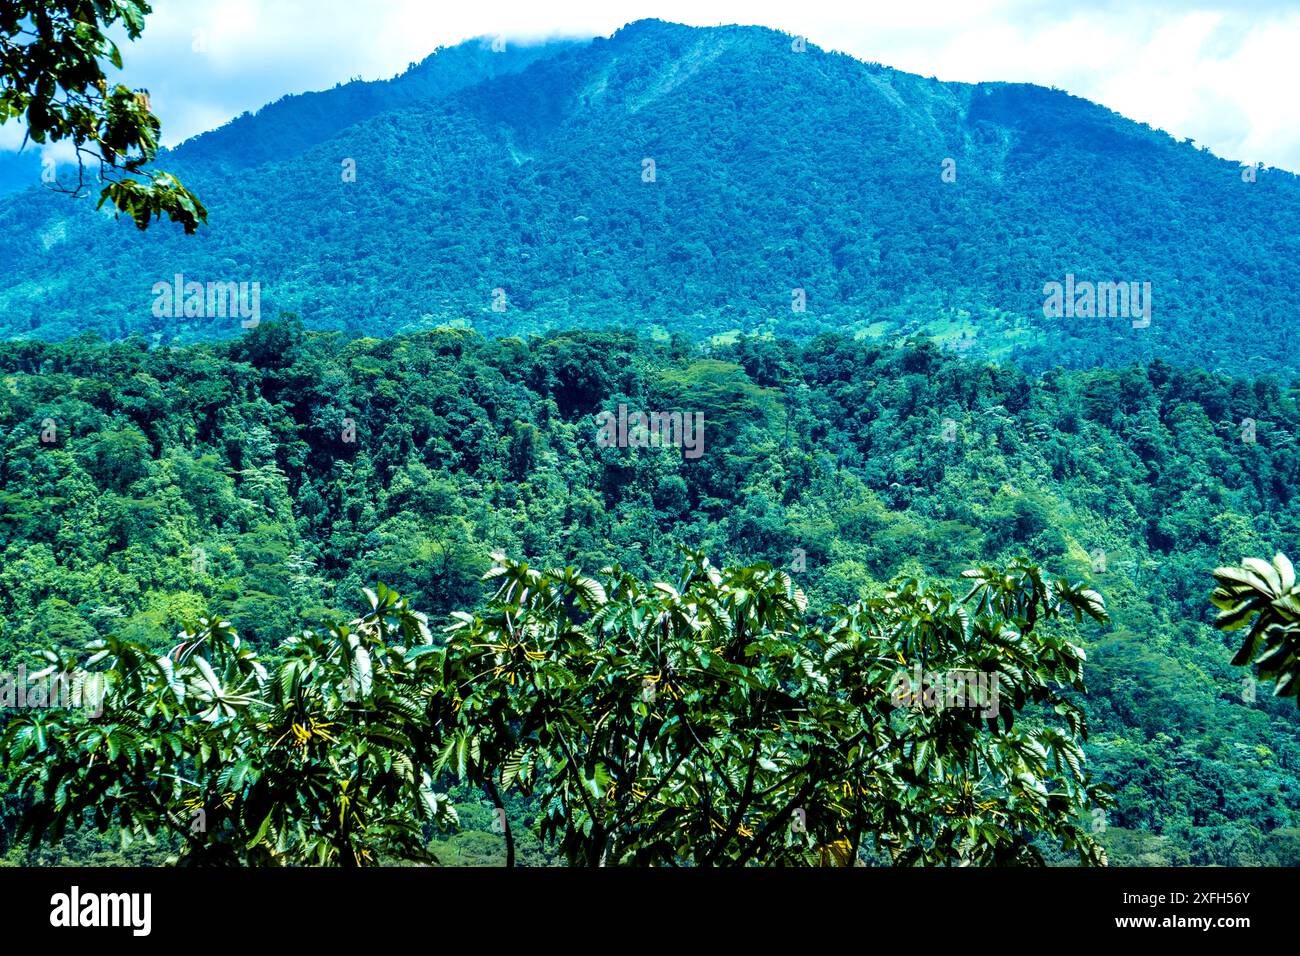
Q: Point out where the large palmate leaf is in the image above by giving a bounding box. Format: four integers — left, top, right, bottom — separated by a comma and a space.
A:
1213, 553, 1300, 703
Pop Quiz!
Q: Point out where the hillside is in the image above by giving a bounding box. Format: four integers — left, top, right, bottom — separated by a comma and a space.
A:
0, 20, 1297, 375
1, 324, 1298, 865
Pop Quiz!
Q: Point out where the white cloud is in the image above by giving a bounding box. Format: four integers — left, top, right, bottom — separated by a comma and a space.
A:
4, 0, 1298, 171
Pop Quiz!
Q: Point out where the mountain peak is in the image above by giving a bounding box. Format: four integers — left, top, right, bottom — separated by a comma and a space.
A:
0, 19, 1296, 377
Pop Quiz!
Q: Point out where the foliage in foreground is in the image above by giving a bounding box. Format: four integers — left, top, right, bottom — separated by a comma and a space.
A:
2, 585, 455, 865
2, 554, 1111, 866
0, 1, 206, 231
1213, 553, 1300, 707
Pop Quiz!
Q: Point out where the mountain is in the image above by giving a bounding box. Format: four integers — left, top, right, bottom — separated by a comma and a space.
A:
0, 39, 576, 201
167, 36, 582, 178
0, 19, 1297, 376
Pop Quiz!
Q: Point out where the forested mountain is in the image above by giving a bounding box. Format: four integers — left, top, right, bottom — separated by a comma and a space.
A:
1, 324, 1298, 865
167, 36, 581, 177
0, 19, 1297, 375
2, 15, 1298, 869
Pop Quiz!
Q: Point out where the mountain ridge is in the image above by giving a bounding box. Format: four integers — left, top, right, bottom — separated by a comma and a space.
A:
0, 18, 1296, 377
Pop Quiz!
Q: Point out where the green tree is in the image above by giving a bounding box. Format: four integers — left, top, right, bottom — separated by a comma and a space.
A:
4, 555, 1111, 867
2, 586, 456, 865
0, 1, 206, 231
429, 552, 1111, 866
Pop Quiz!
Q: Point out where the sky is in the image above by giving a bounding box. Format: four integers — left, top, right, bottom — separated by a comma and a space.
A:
4, 0, 1299, 172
